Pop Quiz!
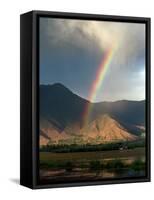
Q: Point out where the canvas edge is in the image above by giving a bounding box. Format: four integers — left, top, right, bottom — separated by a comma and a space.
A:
20, 11, 33, 189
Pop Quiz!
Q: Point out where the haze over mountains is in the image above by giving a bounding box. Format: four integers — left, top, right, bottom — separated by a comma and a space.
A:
40, 83, 145, 146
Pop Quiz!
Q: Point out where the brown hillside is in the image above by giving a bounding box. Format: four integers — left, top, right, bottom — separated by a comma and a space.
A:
40, 114, 138, 146
81, 114, 137, 142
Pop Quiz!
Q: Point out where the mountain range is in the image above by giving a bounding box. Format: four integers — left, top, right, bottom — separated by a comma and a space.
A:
40, 83, 145, 146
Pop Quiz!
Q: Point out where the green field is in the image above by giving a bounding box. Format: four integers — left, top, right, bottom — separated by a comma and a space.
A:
40, 147, 145, 162
39, 147, 145, 182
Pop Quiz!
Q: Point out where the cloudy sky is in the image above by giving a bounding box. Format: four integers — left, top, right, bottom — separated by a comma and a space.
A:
39, 17, 145, 102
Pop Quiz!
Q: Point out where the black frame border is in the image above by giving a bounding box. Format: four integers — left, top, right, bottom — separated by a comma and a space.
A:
31, 10, 151, 189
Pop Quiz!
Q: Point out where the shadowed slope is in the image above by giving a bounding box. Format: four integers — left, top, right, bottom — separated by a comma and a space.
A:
40, 83, 144, 146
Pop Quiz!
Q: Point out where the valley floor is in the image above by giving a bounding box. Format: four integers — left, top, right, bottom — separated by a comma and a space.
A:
39, 147, 146, 184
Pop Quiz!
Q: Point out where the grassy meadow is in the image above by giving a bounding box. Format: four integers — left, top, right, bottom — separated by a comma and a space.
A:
40, 147, 146, 183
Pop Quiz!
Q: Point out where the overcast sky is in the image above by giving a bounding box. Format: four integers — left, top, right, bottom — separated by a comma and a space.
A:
39, 17, 145, 102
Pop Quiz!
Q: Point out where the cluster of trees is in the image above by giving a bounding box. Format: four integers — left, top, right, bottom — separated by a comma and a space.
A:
40, 139, 145, 153
89, 159, 145, 172
40, 159, 145, 173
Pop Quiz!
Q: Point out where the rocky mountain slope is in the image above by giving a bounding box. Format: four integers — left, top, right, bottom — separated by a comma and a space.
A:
40, 83, 145, 146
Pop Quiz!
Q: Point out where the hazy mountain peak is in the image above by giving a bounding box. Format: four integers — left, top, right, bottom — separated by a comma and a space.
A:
51, 82, 66, 88
40, 83, 71, 92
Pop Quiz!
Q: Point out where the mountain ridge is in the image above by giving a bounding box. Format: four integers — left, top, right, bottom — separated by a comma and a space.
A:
40, 83, 145, 146
40, 83, 145, 104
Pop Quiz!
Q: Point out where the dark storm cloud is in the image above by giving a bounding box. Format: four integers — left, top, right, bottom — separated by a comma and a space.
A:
40, 18, 145, 101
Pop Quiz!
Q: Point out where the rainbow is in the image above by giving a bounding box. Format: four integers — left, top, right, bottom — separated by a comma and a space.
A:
82, 43, 118, 125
